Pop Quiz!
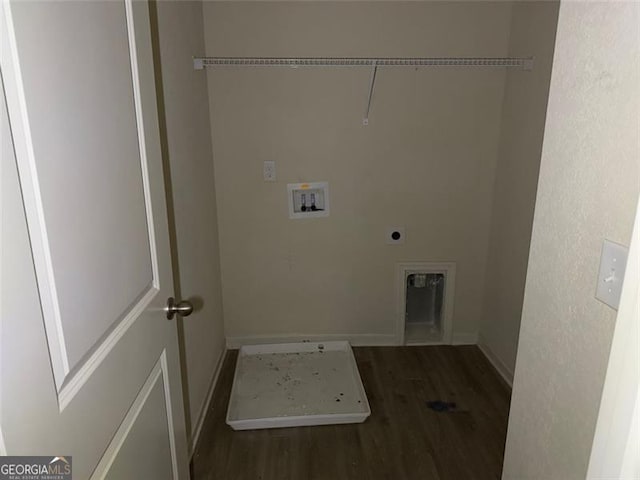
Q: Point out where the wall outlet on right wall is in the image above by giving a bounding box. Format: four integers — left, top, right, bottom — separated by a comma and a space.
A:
595, 239, 629, 310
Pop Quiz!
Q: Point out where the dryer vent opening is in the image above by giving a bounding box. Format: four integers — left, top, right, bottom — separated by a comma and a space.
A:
405, 273, 445, 344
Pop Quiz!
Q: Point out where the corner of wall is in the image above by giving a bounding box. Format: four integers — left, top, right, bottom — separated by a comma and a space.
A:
478, 0, 559, 378
477, 335, 514, 387
477, 0, 517, 351
189, 342, 227, 457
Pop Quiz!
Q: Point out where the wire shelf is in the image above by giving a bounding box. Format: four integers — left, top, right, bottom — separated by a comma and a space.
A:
193, 56, 534, 70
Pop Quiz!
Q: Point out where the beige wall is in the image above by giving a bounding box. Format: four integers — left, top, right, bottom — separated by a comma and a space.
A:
151, 1, 225, 446
204, 1, 512, 343
479, 1, 559, 382
503, 2, 640, 478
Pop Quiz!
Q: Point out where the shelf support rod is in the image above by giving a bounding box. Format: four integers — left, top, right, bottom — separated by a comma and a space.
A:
363, 61, 378, 126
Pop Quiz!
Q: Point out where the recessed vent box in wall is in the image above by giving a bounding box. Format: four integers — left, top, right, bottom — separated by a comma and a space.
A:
287, 182, 329, 219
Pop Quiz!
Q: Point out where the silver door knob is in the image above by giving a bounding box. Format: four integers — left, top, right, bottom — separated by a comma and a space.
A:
165, 297, 194, 320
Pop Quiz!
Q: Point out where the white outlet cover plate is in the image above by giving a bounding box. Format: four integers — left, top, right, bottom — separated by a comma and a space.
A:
263, 160, 276, 181
386, 226, 405, 245
595, 239, 629, 310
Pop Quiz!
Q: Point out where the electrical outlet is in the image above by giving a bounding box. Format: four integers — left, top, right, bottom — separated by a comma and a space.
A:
386, 227, 405, 245
263, 161, 276, 182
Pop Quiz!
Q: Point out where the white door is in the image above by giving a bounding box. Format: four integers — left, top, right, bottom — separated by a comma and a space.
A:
1, 1, 189, 478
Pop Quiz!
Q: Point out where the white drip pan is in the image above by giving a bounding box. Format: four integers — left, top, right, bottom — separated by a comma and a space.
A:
226, 341, 371, 430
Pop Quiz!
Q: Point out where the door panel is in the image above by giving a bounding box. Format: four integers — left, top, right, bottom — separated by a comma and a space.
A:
1, 1, 189, 478
98, 352, 175, 480
9, 0, 155, 387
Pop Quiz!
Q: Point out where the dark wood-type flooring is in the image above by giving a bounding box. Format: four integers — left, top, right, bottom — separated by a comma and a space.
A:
192, 346, 511, 480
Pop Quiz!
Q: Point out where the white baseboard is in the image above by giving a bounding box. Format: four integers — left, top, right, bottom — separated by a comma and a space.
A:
189, 347, 227, 457
226, 333, 398, 349
452, 332, 479, 345
477, 340, 514, 388
227, 333, 481, 348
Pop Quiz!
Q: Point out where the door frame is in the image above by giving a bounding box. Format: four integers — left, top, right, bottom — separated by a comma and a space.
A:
587, 194, 640, 478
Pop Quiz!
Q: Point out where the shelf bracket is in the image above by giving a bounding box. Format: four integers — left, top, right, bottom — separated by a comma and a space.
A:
363, 61, 378, 126
523, 56, 535, 71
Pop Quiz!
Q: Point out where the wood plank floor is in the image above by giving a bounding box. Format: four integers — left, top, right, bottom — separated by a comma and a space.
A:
192, 346, 511, 480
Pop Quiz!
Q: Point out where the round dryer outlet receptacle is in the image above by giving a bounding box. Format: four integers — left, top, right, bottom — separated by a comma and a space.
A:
386, 227, 405, 245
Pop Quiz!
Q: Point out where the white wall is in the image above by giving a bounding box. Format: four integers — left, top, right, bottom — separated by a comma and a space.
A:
203, 1, 513, 344
479, 1, 559, 383
151, 0, 225, 447
503, 2, 640, 478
